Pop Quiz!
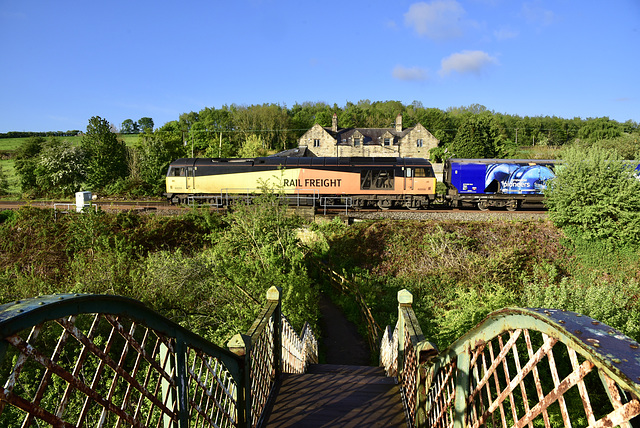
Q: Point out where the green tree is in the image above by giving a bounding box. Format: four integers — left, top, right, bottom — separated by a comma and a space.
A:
238, 135, 267, 158
545, 146, 640, 246
120, 119, 139, 134
132, 126, 186, 194
207, 188, 318, 337
0, 164, 8, 195
449, 113, 504, 158
138, 117, 154, 132
577, 117, 622, 142
14, 136, 45, 195
81, 116, 129, 191
34, 141, 86, 197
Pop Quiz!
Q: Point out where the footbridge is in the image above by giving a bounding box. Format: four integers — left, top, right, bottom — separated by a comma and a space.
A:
2, 287, 640, 427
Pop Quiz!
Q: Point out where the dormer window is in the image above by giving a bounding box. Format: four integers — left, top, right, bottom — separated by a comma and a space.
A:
354, 138, 361, 147
383, 138, 391, 146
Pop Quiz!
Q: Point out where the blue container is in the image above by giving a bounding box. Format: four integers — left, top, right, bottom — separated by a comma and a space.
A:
447, 159, 558, 195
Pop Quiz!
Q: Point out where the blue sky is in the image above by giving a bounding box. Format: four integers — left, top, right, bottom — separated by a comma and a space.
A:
1, 0, 638, 132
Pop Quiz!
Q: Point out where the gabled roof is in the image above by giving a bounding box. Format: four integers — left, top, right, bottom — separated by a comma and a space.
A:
327, 126, 414, 145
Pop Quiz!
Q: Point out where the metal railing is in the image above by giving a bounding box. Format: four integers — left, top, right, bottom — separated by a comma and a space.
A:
1, 287, 317, 427
226, 286, 318, 427
381, 289, 640, 427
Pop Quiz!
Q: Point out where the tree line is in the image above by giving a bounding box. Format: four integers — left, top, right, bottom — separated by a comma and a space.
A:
6, 101, 640, 198
163, 101, 639, 158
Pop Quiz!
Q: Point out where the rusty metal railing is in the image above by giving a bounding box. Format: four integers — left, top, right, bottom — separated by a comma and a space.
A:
381, 289, 640, 427
1, 286, 318, 427
0, 293, 244, 427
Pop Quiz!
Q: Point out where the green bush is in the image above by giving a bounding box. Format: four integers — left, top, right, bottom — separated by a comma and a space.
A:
545, 146, 640, 247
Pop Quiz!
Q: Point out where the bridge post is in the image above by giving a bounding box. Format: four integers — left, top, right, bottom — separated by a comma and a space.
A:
267, 286, 283, 381
227, 333, 251, 427
397, 289, 413, 382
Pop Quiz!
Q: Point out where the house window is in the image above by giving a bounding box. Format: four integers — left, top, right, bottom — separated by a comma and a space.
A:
313, 139, 320, 147
416, 139, 423, 148
383, 138, 391, 146
354, 138, 360, 147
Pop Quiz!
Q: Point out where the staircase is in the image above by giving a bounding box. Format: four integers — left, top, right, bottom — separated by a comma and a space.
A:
264, 364, 407, 427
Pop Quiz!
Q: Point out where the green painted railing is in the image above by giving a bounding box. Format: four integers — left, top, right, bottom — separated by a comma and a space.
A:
381, 289, 640, 427
0, 287, 317, 427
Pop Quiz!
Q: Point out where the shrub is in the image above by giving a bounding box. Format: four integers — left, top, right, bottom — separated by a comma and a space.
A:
545, 146, 640, 247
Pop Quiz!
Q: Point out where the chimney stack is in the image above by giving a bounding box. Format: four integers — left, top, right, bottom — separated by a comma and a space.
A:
395, 114, 402, 132
332, 113, 338, 132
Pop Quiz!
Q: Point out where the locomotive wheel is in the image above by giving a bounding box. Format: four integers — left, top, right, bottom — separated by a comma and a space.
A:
377, 199, 392, 210
477, 200, 490, 211
506, 200, 519, 211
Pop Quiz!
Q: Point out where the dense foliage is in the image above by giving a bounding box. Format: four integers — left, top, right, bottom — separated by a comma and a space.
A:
305, 217, 640, 352
545, 146, 640, 246
0, 194, 316, 346
81, 116, 129, 190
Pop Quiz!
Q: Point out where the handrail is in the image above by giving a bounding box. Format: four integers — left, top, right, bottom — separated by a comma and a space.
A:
0, 293, 244, 427
227, 286, 318, 428
1, 287, 318, 428
381, 289, 640, 427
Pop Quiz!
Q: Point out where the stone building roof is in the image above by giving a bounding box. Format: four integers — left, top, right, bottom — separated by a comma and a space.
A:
328, 127, 412, 146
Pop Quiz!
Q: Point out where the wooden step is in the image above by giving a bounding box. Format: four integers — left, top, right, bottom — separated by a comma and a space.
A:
263, 365, 406, 427
306, 364, 387, 376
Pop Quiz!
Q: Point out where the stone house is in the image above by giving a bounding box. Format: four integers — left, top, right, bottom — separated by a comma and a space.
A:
297, 113, 439, 158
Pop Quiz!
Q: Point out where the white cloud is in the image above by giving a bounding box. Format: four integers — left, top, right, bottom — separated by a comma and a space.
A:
392, 65, 428, 81
439, 50, 498, 76
404, 0, 466, 40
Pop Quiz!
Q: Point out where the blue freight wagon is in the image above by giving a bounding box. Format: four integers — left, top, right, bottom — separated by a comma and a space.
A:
443, 158, 560, 210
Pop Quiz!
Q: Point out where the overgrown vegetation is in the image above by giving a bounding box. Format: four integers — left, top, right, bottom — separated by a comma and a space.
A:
545, 146, 640, 246
0, 192, 316, 346
305, 216, 640, 352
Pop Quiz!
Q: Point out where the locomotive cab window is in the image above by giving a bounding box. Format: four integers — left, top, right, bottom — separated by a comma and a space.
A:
169, 167, 185, 177
361, 169, 394, 190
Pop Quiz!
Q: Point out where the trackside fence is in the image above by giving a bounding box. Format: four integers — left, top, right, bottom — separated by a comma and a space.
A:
381, 289, 640, 427
0, 286, 317, 427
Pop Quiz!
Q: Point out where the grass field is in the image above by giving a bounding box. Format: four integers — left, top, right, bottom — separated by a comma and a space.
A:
0, 134, 140, 153
0, 159, 18, 195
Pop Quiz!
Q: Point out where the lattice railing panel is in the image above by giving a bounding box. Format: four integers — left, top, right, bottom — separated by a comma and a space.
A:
418, 308, 640, 428
1, 312, 178, 427
421, 359, 456, 428
300, 322, 318, 366
402, 320, 419, 424
464, 328, 640, 428
281, 318, 317, 374
380, 323, 398, 378
185, 347, 238, 428
248, 314, 275, 428
0, 294, 243, 428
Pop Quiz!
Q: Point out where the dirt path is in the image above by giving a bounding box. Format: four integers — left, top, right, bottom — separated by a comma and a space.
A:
317, 293, 371, 365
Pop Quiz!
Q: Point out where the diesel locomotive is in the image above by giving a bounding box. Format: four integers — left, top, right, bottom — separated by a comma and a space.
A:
165, 156, 437, 209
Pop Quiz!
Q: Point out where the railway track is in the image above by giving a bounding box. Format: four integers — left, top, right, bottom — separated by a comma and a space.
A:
0, 199, 547, 222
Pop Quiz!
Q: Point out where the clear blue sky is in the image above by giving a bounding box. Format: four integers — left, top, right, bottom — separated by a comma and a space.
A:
1, 0, 638, 133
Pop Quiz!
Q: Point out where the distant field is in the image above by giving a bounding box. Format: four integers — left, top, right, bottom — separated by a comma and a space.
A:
0, 159, 18, 195
0, 134, 140, 153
